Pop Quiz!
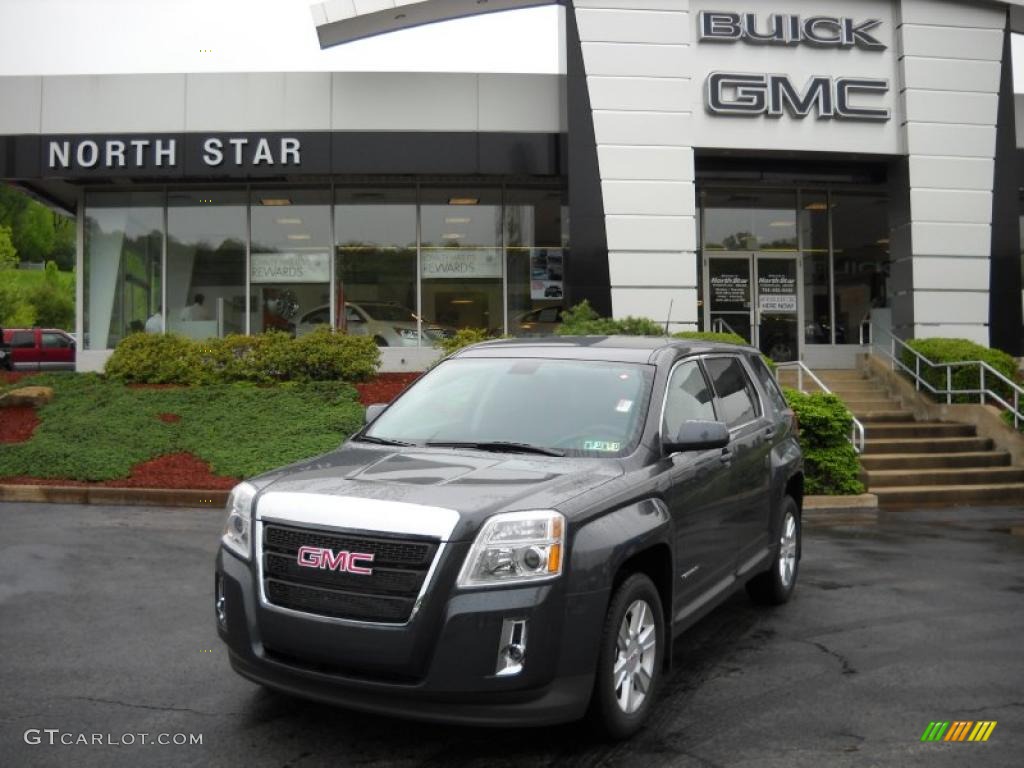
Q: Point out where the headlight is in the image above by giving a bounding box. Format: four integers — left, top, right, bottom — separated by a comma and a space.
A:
221, 482, 256, 561
395, 327, 420, 340
457, 510, 565, 588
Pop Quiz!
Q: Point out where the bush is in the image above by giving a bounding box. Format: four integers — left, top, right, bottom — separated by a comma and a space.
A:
556, 300, 665, 336
436, 327, 493, 357
25, 263, 74, 328
672, 330, 749, 346
902, 338, 1021, 406
784, 388, 865, 495
105, 333, 204, 384
106, 329, 380, 385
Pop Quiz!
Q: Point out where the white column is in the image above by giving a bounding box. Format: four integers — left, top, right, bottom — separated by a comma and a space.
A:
894, 0, 1004, 345
575, 0, 697, 331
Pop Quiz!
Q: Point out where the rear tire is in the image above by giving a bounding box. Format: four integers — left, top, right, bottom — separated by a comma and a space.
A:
746, 495, 800, 605
590, 573, 664, 739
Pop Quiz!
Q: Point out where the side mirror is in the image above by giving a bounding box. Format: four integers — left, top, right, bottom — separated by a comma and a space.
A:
663, 420, 730, 454
364, 403, 388, 425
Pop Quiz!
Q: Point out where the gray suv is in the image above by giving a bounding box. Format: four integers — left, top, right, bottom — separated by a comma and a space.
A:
215, 337, 803, 738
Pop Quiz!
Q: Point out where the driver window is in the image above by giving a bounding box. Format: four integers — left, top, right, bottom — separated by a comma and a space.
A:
345, 306, 364, 323
663, 361, 716, 440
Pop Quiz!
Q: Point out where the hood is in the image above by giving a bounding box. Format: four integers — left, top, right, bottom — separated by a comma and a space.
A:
253, 443, 622, 541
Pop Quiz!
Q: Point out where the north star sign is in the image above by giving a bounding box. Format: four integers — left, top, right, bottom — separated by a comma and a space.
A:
698, 11, 890, 122
46, 135, 303, 171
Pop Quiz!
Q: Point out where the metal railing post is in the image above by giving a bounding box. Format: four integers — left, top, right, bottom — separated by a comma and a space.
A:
1015, 389, 1020, 430
946, 366, 952, 405
915, 357, 920, 390
980, 365, 985, 405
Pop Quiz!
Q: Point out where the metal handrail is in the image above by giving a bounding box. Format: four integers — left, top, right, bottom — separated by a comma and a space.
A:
711, 317, 739, 336
868, 323, 1023, 430
774, 360, 866, 454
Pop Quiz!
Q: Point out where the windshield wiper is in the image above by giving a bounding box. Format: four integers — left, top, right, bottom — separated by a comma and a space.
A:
425, 441, 564, 457
354, 435, 414, 447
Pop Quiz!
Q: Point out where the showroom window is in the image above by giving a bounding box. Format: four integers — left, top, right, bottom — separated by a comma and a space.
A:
83, 181, 568, 350
703, 190, 798, 253
420, 188, 504, 335
166, 189, 247, 339
831, 193, 889, 344
800, 191, 831, 344
83, 190, 163, 350
334, 187, 419, 346
251, 189, 332, 336
505, 186, 568, 337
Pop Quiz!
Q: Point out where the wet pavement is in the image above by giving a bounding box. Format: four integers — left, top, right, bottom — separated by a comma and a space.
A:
0, 501, 1022, 767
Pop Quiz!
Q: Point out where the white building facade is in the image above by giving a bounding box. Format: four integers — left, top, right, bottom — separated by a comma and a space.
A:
1, 0, 1022, 370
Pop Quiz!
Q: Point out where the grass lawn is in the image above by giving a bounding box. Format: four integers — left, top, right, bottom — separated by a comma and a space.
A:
0, 374, 364, 482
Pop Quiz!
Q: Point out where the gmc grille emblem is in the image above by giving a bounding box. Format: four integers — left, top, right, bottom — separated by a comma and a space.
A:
296, 546, 375, 575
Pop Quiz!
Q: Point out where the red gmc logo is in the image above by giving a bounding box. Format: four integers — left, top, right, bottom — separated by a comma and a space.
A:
296, 546, 375, 575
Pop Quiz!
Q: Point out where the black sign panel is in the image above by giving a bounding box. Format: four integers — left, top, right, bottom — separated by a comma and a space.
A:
0, 131, 563, 181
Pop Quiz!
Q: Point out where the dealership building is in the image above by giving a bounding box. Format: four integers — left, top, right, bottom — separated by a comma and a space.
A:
1, 0, 1023, 371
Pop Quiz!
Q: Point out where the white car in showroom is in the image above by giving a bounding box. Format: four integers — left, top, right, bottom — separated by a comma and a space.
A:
296, 302, 454, 347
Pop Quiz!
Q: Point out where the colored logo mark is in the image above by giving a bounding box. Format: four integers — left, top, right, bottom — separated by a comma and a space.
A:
920, 721, 997, 742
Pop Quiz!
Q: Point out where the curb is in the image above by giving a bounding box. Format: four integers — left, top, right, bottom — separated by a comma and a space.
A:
803, 493, 879, 519
0, 484, 228, 508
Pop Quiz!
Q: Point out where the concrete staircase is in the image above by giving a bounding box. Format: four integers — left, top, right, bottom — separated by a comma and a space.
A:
779, 369, 1024, 507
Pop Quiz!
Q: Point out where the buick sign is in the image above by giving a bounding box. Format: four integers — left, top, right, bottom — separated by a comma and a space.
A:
699, 10, 890, 122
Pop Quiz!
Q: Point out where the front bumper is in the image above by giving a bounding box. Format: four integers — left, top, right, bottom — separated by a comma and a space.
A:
216, 547, 608, 727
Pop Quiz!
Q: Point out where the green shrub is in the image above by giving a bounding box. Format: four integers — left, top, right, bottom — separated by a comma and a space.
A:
436, 327, 493, 357
288, 328, 380, 382
784, 388, 864, 495
902, 338, 1021, 406
106, 329, 380, 384
556, 299, 665, 336
672, 330, 749, 346
105, 333, 204, 385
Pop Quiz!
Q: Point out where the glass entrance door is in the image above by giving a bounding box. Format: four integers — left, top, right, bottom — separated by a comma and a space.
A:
755, 256, 800, 362
704, 253, 802, 362
706, 255, 752, 343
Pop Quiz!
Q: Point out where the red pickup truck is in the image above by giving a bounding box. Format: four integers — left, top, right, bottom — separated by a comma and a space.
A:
1, 328, 76, 371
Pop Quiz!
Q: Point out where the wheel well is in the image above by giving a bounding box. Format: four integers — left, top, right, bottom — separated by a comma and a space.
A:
785, 473, 804, 512
613, 544, 673, 668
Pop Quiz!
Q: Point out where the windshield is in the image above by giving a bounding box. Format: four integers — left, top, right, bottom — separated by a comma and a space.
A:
364, 358, 655, 457
359, 304, 416, 322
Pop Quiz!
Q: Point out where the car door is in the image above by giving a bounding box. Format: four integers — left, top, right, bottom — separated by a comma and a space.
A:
40, 331, 74, 370
9, 330, 38, 371
661, 358, 736, 618
703, 355, 773, 576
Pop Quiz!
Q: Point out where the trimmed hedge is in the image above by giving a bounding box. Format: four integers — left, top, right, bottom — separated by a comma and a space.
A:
672, 330, 749, 346
105, 328, 380, 385
901, 338, 1021, 407
783, 388, 865, 496
436, 327, 493, 357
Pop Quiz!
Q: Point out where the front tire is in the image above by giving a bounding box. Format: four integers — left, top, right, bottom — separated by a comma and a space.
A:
746, 495, 801, 605
591, 573, 664, 739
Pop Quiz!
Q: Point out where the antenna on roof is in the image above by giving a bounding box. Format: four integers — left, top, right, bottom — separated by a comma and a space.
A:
664, 299, 673, 336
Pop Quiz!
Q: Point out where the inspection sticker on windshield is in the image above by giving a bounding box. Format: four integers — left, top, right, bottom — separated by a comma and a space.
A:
583, 440, 621, 452
615, 399, 633, 413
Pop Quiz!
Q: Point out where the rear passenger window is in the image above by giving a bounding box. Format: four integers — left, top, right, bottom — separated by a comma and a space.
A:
11, 331, 34, 348
42, 333, 69, 349
705, 357, 761, 428
748, 355, 788, 415
663, 361, 716, 440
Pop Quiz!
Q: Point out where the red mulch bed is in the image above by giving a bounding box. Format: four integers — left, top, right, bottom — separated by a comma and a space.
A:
354, 372, 421, 405
0, 406, 40, 443
158, 412, 182, 423
1, 371, 36, 385
0, 452, 238, 490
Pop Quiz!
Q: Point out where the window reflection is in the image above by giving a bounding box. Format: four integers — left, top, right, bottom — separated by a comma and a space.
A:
420, 188, 503, 335
506, 186, 568, 337
251, 189, 331, 336
832, 193, 889, 342
703, 190, 798, 252
801, 192, 831, 344
167, 190, 246, 339
84, 191, 163, 350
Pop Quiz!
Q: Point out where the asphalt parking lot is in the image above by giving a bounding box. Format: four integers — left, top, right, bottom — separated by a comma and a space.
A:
1, 501, 1022, 768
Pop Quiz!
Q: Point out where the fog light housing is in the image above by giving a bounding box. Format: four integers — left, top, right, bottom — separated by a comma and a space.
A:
496, 618, 527, 676
215, 574, 227, 628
